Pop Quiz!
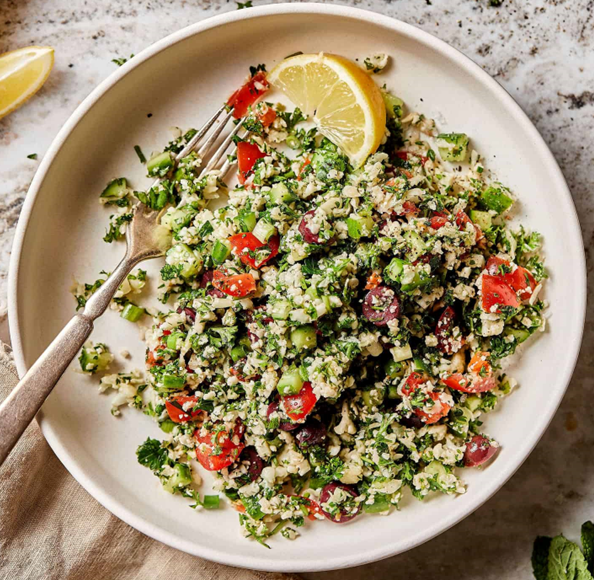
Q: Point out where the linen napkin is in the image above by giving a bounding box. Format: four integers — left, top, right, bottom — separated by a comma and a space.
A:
0, 343, 300, 580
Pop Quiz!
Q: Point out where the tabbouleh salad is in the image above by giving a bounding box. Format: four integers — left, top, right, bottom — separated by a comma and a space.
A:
75, 53, 547, 546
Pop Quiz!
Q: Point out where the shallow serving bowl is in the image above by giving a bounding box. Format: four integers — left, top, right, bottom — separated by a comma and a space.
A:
8, 3, 586, 572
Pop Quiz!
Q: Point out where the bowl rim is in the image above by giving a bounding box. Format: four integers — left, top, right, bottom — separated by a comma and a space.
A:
7, 2, 587, 572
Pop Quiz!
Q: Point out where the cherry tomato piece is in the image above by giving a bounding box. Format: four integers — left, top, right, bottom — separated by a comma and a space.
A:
227, 71, 269, 118
281, 382, 317, 422
481, 274, 520, 313
195, 420, 245, 472
165, 395, 202, 424
212, 270, 256, 298
237, 141, 267, 180
228, 232, 279, 269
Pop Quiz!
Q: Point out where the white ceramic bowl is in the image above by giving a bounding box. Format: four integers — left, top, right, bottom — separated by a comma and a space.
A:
8, 3, 586, 572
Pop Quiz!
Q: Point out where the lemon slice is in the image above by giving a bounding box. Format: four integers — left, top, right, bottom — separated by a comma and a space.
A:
0, 46, 54, 120
268, 53, 386, 168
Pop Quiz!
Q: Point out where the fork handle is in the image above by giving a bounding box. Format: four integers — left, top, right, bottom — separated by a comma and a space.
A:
0, 254, 137, 467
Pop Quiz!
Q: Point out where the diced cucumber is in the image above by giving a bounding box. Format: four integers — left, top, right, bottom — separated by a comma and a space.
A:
166, 332, 184, 350
391, 343, 413, 363
436, 132, 469, 163
449, 406, 472, 437
160, 419, 177, 433
166, 243, 203, 279
465, 395, 482, 412
147, 151, 174, 177
252, 219, 277, 242
211, 239, 231, 265
385, 359, 405, 380
479, 186, 513, 215
269, 182, 295, 204
346, 214, 374, 240
507, 327, 530, 344
403, 231, 428, 262
162, 374, 185, 391
469, 210, 492, 231
291, 325, 317, 351
120, 303, 144, 322
202, 495, 220, 509
163, 463, 192, 493
382, 92, 404, 119
362, 387, 384, 410
230, 345, 247, 363
161, 205, 199, 233
277, 367, 304, 396
100, 178, 129, 202
270, 300, 292, 320
363, 494, 391, 514
384, 257, 405, 283
235, 210, 257, 232
386, 384, 400, 399
425, 460, 447, 478
413, 357, 429, 373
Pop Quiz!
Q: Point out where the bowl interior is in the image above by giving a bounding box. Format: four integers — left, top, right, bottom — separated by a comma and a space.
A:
9, 5, 585, 572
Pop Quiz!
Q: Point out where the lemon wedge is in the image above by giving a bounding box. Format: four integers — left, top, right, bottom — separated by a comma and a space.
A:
0, 46, 54, 120
268, 53, 386, 168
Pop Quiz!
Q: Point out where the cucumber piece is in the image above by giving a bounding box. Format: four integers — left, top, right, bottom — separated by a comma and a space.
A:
413, 357, 429, 373
161, 205, 199, 233
166, 332, 184, 350
162, 374, 185, 391
166, 243, 203, 279
285, 135, 301, 150
382, 92, 404, 119
270, 300, 292, 320
211, 239, 231, 265
449, 406, 472, 437
508, 327, 530, 344
277, 367, 304, 396
425, 460, 447, 478
230, 345, 247, 363
465, 395, 482, 412
290, 325, 317, 351
364, 494, 391, 514
120, 303, 144, 322
479, 186, 513, 215
362, 387, 384, 410
159, 419, 177, 433
469, 210, 492, 231
163, 463, 192, 493
436, 132, 469, 163
202, 495, 220, 509
298, 365, 309, 381
385, 257, 405, 283
252, 219, 277, 242
269, 182, 295, 204
385, 359, 405, 380
100, 178, 129, 202
391, 343, 413, 363
147, 151, 174, 177
386, 384, 400, 399
235, 210, 257, 232
346, 214, 374, 240
403, 231, 428, 262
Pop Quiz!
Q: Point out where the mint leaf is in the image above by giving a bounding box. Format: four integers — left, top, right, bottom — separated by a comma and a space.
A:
547, 535, 593, 580
532, 536, 552, 580
582, 522, 594, 574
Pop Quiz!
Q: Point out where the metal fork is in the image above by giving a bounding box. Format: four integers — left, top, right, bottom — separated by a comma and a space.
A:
0, 104, 242, 466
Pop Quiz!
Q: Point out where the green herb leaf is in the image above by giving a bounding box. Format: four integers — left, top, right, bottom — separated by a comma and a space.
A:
582, 522, 594, 574
547, 535, 593, 580
136, 438, 169, 472
27, 153, 38, 160
532, 536, 552, 580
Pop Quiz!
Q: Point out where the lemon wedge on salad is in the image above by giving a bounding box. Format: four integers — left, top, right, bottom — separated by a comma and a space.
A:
0, 46, 54, 120
268, 53, 386, 168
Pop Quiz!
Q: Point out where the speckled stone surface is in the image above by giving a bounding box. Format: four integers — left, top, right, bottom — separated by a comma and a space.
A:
0, 0, 592, 577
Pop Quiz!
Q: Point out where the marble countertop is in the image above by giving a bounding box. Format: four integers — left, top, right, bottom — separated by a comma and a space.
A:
1, 0, 593, 578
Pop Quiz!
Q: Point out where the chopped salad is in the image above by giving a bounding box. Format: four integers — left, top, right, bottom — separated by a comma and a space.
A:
76, 55, 547, 546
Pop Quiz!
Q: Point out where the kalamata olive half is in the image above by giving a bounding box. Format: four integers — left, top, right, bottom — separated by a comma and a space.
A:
435, 306, 458, 355
239, 446, 264, 481
464, 435, 498, 467
295, 419, 327, 449
362, 286, 401, 326
319, 482, 360, 523
266, 400, 299, 431
298, 210, 321, 244
399, 413, 424, 429
176, 306, 196, 324
200, 270, 226, 298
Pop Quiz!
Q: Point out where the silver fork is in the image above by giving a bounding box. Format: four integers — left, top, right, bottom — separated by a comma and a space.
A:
0, 104, 242, 466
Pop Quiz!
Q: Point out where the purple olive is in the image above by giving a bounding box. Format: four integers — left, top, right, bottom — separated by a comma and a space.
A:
176, 306, 196, 324
319, 482, 360, 523
240, 447, 264, 481
399, 413, 424, 429
295, 419, 327, 449
266, 400, 299, 431
299, 210, 321, 244
200, 270, 226, 298
362, 286, 401, 327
